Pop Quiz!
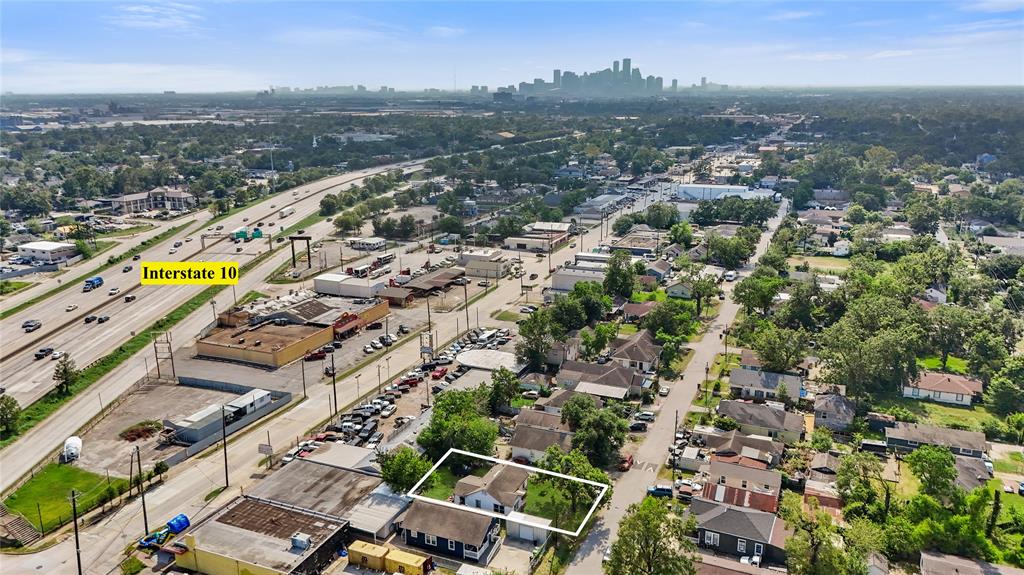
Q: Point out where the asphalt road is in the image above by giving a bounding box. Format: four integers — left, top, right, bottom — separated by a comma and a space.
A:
565, 200, 789, 575
1, 183, 667, 575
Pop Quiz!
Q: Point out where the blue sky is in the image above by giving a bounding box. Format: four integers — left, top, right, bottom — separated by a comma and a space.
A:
2, 1, 1022, 93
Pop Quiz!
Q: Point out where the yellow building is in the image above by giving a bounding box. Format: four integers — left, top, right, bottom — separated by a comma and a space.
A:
196, 323, 333, 368
383, 548, 429, 575
347, 540, 388, 571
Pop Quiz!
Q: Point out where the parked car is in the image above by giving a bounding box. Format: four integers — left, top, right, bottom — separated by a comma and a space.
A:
617, 455, 634, 471
380, 405, 397, 418
521, 390, 539, 400
305, 351, 326, 361
363, 345, 374, 354
724, 270, 738, 281
370, 340, 384, 350
635, 411, 656, 422
529, 273, 538, 280
477, 280, 491, 287
658, 386, 670, 397
431, 367, 448, 379
647, 485, 673, 498
629, 421, 648, 432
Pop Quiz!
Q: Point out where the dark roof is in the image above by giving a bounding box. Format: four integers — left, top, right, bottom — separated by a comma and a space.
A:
739, 349, 761, 369
401, 500, 495, 544
287, 299, 335, 322
910, 372, 983, 396
534, 389, 603, 410
717, 401, 804, 434
729, 369, 803, 393
558, 360, 647, 390
454, 465, 529, 507
379, 287, 413, 299
920, 551, 1024, 575
885, 422, 987, 452
691, 498, 783, 543
514, 410, 570, 432
704, 461, 782, 493
609, 330, 662, 364
810, 452, 840, 475
647, 259, 671, 274
954, 455, 990, 491
404, 269, 465, 293
510, 424, 573, 453
814, 394, 856, 420
622, 301, 657, 318
704, 430, 784, 460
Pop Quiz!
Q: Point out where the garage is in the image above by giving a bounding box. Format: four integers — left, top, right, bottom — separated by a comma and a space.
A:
506, 511, 552, 546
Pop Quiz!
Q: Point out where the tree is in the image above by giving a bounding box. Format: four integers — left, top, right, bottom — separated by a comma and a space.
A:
377, 446, 433, 493
603, 251, 635, 298
752, 324, 810, 373
572, 409, 628, 467
515, 309, 553, 371
930, 305, 975, 370
536, 447, 612, 514
811, 428, 832, 453
1006, 412, 1024, 445
906, 445, 958, 499
487, 367, 520, 414
689, 274, 719, 318
836, 451, 893, 521
669, 222, 694, 248
642, 299, 694, 339
52, 354, 80, 395
416, 389, 497, 460
580, 323, 617, 361
780, 492, 871, 575
549, 296, 587, 334
967, 330, 1008, 384
569, 282, 612, 323
0, 395, 20, 434
560, 394, 597, 430
707, 234, 753, 269
732, 271, 785, 317
605, 496, 697, 575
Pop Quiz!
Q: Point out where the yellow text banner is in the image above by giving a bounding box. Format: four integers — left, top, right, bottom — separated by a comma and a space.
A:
140, 261, 239, 285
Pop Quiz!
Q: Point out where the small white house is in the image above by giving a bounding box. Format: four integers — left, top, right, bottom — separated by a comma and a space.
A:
832, 240, 851, 257
454, 465, 528, 515
903, 372, 982, 407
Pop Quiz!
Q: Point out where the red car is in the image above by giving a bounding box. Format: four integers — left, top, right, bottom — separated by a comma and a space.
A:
304, 351, 326, 361
431, 367, 448, 379
400, 376, 422, 387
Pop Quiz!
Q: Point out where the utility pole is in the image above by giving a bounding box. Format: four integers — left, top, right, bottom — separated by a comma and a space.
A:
462, 279, 470, 335
300, 352, 307, 399
331, 353, 338, 416
127, 448, 136, 498
220, 405, 229, 488
71, 491, 83, 575
426, 295, 433, 333
135, 446, 149, 535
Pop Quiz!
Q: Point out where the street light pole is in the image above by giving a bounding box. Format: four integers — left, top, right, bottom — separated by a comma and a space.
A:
220, 405, 229, 488
330, 353, 338, 416
300, 352, 307, 399
135, 446, 149, 535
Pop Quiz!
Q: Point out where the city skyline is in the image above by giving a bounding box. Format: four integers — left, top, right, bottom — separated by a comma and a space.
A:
1, 1, 1022, 93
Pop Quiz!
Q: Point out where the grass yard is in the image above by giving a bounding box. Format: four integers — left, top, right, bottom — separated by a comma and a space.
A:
511, 397, 536, 409
494, 310, 522, 322
618, 323, 638, 335
917, 355, 969, 375
0, 280, 33, 296
524, 480, 590, 531
631, 289, 667, 303
420, 465, 488, 502
989, 479, 1024, 514
894, 460, 921, 500
95, 224, 155, 238
4, 464, 128, 532
786, 255, 851, 273
710, 353, 740, 379
237, 290, 269, 305
995, 452, 1024, 475
872, 396, 1000, 433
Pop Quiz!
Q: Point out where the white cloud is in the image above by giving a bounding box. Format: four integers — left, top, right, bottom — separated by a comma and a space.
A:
273, 26, 397, 47
766, 11, 815, 21
426, 26, 465, 39
867, 50, 918, 60
103, 2, 203, 32
786, 52, 848, 62
1, 48, 43, 65
960, 0, 1024, 12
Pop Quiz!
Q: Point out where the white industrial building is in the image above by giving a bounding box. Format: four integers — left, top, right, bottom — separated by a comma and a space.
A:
17, 240, 78, 263
674, 184, 774, 202
504, 236, 551, 251
313, 272, 385, 298
546, 266, 606, 302
458, 249, 512, 279
349, 237, 387, 251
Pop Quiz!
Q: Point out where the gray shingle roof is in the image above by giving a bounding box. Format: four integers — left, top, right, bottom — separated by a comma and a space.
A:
509, 424, 573, 453
886, 422, 987, 452
401, 500, 494, 544
729, 369, 803, 393
717, 401, 804, 434
691, 498, 778, 543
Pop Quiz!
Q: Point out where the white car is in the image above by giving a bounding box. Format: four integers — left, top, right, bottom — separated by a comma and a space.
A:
519, 306, 536, 313
380, 405, 397, 418
65, 304, 78, 312
724, 270, 738, 281
363, 345, 374, 354
371, 340, 384, 350
169, 248, 178, 254
603, 547, 612, 563
51, 351, 65, 360
659, 387, 670, 397
108, 287, 120, 296
522, 390, 539, 400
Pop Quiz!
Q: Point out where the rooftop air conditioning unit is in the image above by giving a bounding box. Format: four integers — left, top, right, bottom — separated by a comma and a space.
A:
291, 532, 311, 550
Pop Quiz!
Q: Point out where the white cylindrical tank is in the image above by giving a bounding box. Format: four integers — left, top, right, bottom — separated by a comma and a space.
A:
63, 436, 83, 461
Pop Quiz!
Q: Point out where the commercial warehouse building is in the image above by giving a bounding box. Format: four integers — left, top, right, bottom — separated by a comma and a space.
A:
196, 323, 334, 368
458, 249, 512, 279
16, 240, 78, 263
503, 221, 572, 252
313, 272, 385, 298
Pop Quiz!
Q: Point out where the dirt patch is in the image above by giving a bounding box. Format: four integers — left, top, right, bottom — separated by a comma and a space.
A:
118, 420, 163, 442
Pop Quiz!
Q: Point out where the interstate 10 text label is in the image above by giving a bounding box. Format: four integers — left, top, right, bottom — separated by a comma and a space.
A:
140, 262, 239, 285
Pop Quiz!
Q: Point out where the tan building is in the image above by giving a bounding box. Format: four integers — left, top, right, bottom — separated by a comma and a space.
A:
196, 323, 333, 368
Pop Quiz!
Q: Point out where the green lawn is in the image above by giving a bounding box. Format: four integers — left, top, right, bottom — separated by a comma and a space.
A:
0, 280, 33, 296
871, 396, 1000, 433
631, 289, 667, 303
511, 397, 536, 408
894, 460, 921, 500
786, 255, 851, 272
710, 353, 740, 379
524, 480, 590, 531
95, 224, 155, 238
494, 310, 522, 322
4, 464, 128, 532
917, 355, 969, 375
421, 467, 459, 501
995, 452, 1024, 475
989, 479, 1024, 514
618, 323, 638, 335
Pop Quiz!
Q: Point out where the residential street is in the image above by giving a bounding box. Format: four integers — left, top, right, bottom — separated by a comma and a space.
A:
566, 200, 789, 574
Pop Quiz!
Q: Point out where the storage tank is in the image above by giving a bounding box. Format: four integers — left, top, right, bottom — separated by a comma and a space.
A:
63, 436, 82, 462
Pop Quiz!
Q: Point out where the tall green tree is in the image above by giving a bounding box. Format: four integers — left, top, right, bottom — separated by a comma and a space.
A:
605, 496, 697, 575
0, 395, 20, 435
515, 309, 554, 371
572, 409, 628, 467
416, 389, 497, 460
905, 445, 958, 500
603, 251, 636, 298
560, 394, 597, 430
668, 222, 694, 248
487, 367, 520, 414
377, 446, 433, 493
732, 271, 785, 317
536, 447, 611, 514
752, 324, 810, 373
967, 330, 1008, 384
52, 354, 80, 396
929, 305, 975, 370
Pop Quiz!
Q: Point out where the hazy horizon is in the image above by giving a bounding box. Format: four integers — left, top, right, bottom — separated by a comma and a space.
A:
2, 1, 1023, 94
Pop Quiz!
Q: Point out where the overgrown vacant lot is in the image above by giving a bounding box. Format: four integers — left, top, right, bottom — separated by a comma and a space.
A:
873, 396, 1000, 433
4, 464, 127, 531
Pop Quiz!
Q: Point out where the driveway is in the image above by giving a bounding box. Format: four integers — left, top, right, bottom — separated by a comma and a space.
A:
565, 200, 790, 575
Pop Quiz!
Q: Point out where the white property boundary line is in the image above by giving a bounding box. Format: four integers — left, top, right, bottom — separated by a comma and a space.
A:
406, 448, 609, 538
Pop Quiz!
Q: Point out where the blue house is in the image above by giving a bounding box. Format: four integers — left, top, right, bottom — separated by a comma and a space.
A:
399, 500, 502, 565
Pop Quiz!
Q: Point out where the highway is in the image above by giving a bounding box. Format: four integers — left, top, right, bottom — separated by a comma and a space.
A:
1, 179, 670, 575
0, 161, 426, 406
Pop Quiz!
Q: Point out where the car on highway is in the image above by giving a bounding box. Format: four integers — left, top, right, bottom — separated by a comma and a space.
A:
34, 347, 54, 360
216, 225, 224, 230
124, 294, 136, 303
22, 319, 42, 332
133, 254, 141, 261
243, 217, 249, 222
529, 273, 538, 280
122, 265, 133, 273
169, 248, 178, 254
51, 351, 65, 361
65, 304, 78, 312
84, 315, 98, 323
108, 287, 120, 296
97, 315, 110, 323
173, 241, 183, 248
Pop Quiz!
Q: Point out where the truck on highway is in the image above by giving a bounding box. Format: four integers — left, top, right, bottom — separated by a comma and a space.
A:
83, 276, 104, 291
279, 207, 295, 218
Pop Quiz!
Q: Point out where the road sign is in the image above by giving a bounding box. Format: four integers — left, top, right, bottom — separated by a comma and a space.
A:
258, 444, 273, 455
420, 346, 433, 355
